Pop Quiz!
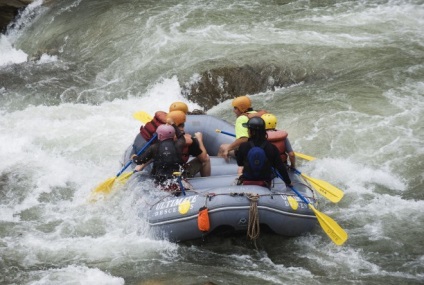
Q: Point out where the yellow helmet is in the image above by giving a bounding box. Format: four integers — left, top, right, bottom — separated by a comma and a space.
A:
169, 101, 189, 114
167, 110, 186, 126
232, 96, 251, 113
261, 113, 277, 130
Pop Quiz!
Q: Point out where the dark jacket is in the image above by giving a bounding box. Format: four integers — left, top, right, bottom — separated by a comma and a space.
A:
134, 138, 185, 182
236, 138, 291, 185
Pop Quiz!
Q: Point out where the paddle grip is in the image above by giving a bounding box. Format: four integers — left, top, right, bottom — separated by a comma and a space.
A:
177, 175, 186, 196
116, 134, 158, 177
219, 130, 236, 137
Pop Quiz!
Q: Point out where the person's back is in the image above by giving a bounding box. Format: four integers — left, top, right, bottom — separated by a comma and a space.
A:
238, 140, 275, 187
236, 117, 292, 188
133, 124, 184, 186
152, 137, 183, 183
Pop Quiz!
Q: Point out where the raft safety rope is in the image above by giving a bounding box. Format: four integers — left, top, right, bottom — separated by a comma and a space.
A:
246, 193, 260, 248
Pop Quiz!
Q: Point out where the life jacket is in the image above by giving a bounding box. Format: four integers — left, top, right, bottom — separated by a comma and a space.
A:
140, 111, 167, 141
242, 141, 272, 181
266, 129, 288, 162
180, 134, 193, 163
152, 139, 182, 180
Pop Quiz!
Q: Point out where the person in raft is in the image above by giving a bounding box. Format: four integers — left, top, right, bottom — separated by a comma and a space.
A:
218, 95, 267, 160
132, 124, 187, 191
137, 101, 191, 144
236, 117, 292, 189
261, 113, 296, 169
166, 110, 211, 178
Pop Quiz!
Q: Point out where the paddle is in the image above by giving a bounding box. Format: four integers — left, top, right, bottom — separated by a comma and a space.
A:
215, 129, 316, 161
289, 185, 348, 246
91, 134, 157, 196
293, 168, 344, 203
293, 152, 316, 161
173, 172, 186, 196
215, 129, 343, 203
133, 111, 153, 124
287, 196, 299, 210
274, 170, 348, 245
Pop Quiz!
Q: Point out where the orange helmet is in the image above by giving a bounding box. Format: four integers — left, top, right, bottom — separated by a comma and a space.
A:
169, 102, 189, 114
232, 96, 251, 113
167, 110, 186, 126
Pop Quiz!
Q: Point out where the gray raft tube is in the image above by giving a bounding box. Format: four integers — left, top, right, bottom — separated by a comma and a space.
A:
124, 115, 238, 174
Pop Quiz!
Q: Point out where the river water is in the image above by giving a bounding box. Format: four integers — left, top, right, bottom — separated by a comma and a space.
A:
0, 0, 423, 284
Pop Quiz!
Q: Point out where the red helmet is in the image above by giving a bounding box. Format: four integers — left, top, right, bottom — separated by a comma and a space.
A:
156, 124, 175, 141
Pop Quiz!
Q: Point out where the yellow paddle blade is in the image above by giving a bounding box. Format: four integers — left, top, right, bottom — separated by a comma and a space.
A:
92, 177, 116, 194
294, 152, 316, 161
301, 173, 344, 203
309, 204, 348, 246
116, 172, 134, 184
133, 111, 153, 124
287, 196, 299, 210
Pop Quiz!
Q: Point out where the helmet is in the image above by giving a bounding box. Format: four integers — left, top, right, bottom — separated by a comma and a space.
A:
156, 124, 175, 141
242, 117, 265, 130
167, 110, 186, 126
261, 113, 277, 130
169, 102, 189, 114
232, 96, 251, 113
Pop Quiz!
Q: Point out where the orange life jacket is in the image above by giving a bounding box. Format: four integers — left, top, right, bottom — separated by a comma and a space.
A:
140, 111, 167, 141
266, 129, 288, 162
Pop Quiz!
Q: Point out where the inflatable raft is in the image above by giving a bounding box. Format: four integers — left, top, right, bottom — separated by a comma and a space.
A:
123, 114, 318, 242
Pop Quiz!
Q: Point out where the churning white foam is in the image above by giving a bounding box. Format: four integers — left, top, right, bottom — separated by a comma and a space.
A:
27, 265, 124, 285
0, 35, 28, 66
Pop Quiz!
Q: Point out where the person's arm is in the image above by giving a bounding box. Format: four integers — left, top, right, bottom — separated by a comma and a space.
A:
218, 115, 249, 158
235, 143, 247, 184
270, 144, 292, 185
193, 132, 208, 161
228, 137, 248, 152
134, 159, 152, 172
132, 145, 155, 165
191, 133, 211, 176
285, 138, 296, 168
